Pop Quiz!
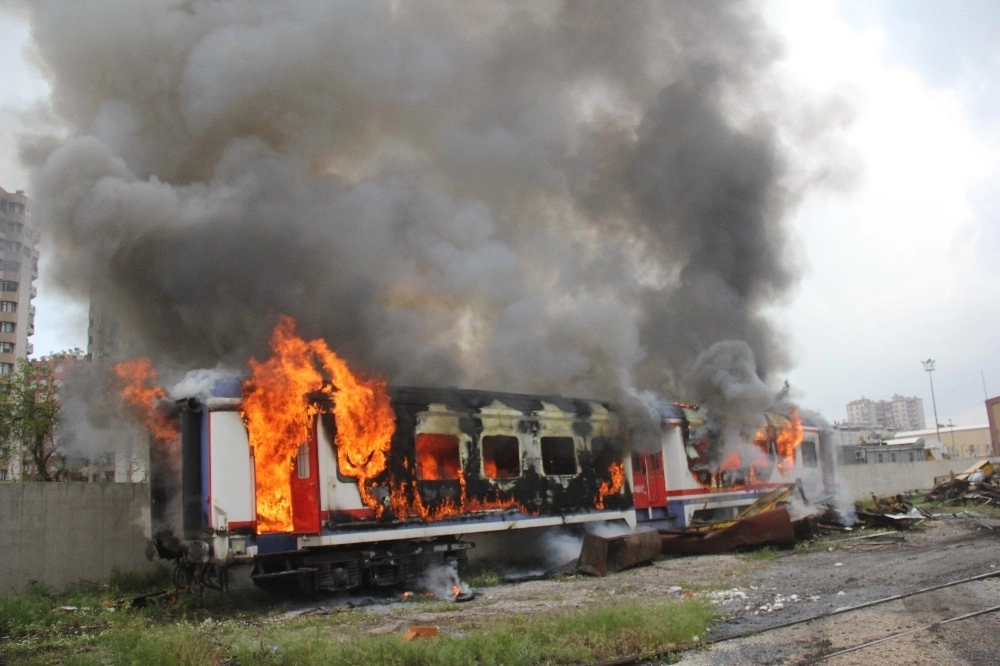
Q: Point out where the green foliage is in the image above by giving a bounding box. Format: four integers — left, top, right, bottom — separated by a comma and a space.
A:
460, 562, 502, 589
108, 565, 173, 596
0, 358, 63, 481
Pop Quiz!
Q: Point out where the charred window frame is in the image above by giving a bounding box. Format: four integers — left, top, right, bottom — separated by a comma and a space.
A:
415, 433, 462, 481
540, 436, 577, 476
799, 440, 818, 468
481, 434, 520, 479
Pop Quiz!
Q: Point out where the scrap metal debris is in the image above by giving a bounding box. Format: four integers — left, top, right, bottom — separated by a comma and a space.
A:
858, 460, 999, 529
577, 529, 662, 576
856, 495, 930, 529
657, 484, 811, 556
659, 506, 798, 556
927, 461, 1000, 504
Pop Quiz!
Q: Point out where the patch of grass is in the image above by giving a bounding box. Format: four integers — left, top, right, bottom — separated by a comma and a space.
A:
0, 581, 114, 637
0, 585, 714, 666
108, 565, 173, 595
221, 597, 715, 666
461, 564, 501, 589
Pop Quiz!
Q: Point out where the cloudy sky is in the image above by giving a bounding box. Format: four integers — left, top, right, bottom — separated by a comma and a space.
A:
1, 1, 997, 428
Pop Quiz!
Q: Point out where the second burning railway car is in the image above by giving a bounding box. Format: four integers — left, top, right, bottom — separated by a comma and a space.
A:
151, 383, 636, 595
630, 401, 835, 528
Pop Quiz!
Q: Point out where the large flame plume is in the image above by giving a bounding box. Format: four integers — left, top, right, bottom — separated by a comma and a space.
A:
242, 315, 395, 533
244, 316, 625, 528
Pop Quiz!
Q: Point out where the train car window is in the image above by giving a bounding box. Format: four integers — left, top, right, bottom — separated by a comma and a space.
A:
799, 440, 818, 468
415, 433, 461, 480
541, 436, 577, 475
482, 435, 520, 479
296, 442, 310, 479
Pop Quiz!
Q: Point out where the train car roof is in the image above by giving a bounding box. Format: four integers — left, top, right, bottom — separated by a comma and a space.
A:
389, 385, 616, 417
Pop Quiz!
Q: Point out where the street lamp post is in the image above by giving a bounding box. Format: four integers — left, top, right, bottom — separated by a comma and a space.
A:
922, 359, 942, 448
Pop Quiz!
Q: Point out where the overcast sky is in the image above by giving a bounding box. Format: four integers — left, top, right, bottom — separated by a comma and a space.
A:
1, 1, 997, 427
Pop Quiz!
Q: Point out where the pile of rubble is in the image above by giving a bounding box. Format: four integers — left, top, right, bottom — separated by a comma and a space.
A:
857, 459, 999, 530
926, 460, 1000, 504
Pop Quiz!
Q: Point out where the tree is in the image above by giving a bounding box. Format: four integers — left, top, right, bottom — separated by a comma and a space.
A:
0, 357, 63, 481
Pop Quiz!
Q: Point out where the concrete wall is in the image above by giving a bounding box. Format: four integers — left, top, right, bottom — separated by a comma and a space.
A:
836, 458, 994, 501
0, 482, 152, 594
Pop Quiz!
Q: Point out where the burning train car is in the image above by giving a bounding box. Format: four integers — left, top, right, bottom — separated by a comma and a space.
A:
148, 380, 636, 595
137, 318, 836, 596
630, 402, 835, 528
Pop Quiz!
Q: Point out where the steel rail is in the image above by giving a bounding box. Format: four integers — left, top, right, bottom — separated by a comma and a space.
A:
814, 603, 1000, 662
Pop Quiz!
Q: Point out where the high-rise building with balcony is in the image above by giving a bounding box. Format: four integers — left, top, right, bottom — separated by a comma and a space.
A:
846, 394, 925, 430
0, 187, 38, 372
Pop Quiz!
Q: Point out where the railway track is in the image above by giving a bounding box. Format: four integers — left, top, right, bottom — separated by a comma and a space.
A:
602, 569, 1000, 665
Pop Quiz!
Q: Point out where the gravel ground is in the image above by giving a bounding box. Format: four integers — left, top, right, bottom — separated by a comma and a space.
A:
278, 515, 1000, 664
675, 517, 1000, 665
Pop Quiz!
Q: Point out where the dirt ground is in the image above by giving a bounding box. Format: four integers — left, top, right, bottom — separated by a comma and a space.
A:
285, 515, 1000, 664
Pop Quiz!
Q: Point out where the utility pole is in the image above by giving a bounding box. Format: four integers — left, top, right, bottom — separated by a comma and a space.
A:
922, 359, 942, 448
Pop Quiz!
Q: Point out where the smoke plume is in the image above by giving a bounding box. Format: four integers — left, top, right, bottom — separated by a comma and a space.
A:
22, 1, 847, 405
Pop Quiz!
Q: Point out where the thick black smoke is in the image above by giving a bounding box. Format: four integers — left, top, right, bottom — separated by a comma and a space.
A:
22, 1, 845, 407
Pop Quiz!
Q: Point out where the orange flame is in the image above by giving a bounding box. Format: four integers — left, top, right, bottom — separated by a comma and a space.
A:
775, 407, 803, 474
112, 358, 179, 442
241, 315, 395, 532
595, 460, 624, 509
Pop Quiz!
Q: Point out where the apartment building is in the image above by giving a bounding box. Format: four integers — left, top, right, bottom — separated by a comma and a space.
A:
845, 394, 926, 430
0, 187, 38, 371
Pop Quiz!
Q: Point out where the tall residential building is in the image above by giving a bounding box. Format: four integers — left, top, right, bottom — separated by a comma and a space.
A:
87, 272, 142, 361
0, 187, 38, 372
845, 395, 925, 430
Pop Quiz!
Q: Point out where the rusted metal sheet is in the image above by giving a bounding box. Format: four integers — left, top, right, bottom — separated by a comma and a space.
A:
659, 506, 796, 556
577, 529, 662, 576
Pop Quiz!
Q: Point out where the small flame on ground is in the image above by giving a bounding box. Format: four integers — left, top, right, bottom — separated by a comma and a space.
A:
112, 358, 179, 442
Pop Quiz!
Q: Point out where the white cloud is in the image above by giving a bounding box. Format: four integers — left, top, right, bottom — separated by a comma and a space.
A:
766, 0, 998, 424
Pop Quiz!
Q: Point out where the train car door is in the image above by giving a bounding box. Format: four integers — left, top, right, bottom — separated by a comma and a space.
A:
290, 436, 321, 534
631, 452, 666, 508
